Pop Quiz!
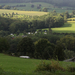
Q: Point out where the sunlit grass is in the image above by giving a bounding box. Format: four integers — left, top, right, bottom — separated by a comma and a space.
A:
0, 9, 48, 16
42, 23, 75, 33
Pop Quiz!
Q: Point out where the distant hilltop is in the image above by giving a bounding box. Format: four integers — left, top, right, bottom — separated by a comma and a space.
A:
0, 0, 75, 7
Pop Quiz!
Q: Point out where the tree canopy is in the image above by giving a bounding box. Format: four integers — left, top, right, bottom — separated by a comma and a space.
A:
17, 37, 34, 57
34, 38, 55, 59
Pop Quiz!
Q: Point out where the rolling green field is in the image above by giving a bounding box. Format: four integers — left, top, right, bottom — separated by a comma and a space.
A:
42, 23, 75, 33
0, 53, 75, 75
0, 9, 48, 16
0, 2, 73, 13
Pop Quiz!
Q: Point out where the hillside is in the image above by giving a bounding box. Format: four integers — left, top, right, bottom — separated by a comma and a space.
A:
0, 0, 75, 7
0, 2, 73, 13
0, 53, 75, 75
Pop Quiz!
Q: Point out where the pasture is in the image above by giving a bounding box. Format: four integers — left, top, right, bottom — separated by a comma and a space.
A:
0, 2, 73, 13
0, 9, 48, 16
0, 53, 75, 75
42, 23, 75, 33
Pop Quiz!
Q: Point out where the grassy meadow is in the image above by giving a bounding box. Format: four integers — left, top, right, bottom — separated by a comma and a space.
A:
0, 53, 75, 75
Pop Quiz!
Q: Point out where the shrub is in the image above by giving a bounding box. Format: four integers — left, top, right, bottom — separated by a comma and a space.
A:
35, 61, 54, 72
35, 60, 65, 72
67, 66, 75, 72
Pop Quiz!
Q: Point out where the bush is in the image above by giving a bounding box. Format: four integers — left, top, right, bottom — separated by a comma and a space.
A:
35, 60, 65, 72
67, 66, 75, 72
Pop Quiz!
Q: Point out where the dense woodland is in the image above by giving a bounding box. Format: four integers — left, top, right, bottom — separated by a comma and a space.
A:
0, 0, 75, 7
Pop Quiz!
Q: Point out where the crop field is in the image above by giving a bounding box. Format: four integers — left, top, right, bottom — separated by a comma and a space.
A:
0, 9, 48, 16
42, 23, 75, 33
0, 2, 73, 13
0, 53, 75, 75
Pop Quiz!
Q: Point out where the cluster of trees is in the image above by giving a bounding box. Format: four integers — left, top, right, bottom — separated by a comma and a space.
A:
0, 4, 48, 12
0, 5, 26, 10
0, 0, 75, 7
0, 12, 64, 36
0, 5, 11, 9
31, 4, 41, 9
1, 35, 75, 61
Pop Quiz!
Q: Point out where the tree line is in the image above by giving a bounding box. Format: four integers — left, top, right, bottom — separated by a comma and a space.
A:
0, 12, 64, 36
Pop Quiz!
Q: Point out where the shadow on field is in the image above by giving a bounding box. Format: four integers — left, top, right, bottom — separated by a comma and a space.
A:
62, 23, 72, 27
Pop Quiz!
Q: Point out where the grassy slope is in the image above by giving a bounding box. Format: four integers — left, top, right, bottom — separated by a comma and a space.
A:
0, 54, 41, 74
0, 9, 48, 16
42, 23, 75, 33
0, 53, 75, 75
0, 53, 42, 75
52, 23, 75, 33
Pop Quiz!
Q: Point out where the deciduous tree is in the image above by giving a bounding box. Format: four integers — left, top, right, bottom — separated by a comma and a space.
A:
17, 37, 34, 57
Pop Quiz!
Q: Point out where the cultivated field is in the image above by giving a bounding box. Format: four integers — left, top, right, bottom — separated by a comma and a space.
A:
0, 9, 48, 16
0, 54, 75, 75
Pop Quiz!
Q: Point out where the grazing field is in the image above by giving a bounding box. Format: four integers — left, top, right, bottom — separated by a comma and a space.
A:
0, 53, 75, 75
0, 9, 48, 16
42, 23, 75, 33
0, 53, 41, 75
0, 2, 73, 13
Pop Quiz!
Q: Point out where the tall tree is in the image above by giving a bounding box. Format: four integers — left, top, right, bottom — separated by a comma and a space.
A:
17, 37, 34, 57
34, 38, 55, 59
45, 16, 54, 34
